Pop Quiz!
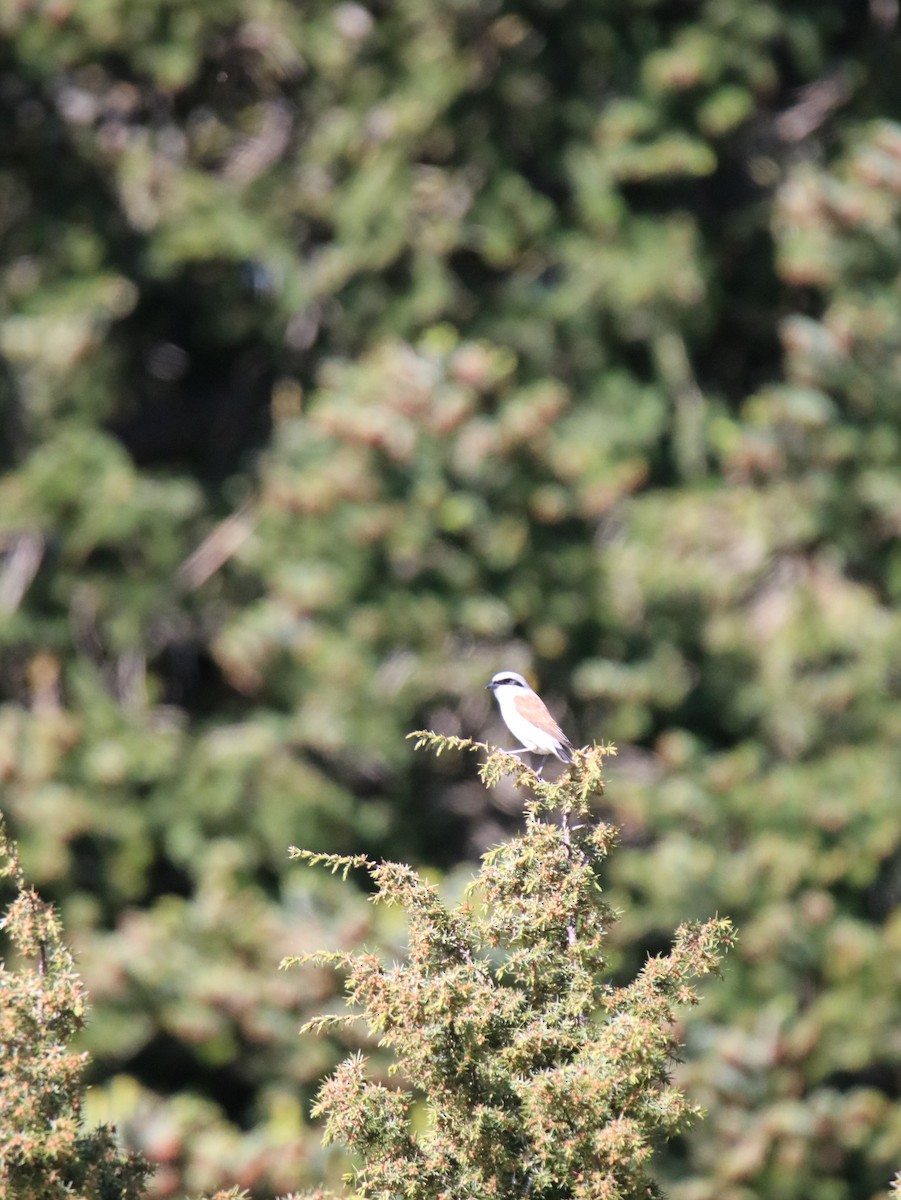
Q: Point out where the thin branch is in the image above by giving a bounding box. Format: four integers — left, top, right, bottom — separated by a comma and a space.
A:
176, 505, 255, 590
774, 69, 854, 144
561, 811, 578, 951
0, 531, 44, 613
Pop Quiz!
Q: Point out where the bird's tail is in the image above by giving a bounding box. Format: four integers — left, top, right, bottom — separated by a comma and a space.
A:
555, 740, 574, 764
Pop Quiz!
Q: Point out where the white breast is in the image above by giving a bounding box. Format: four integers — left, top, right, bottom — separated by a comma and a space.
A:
496, 687, 559, 753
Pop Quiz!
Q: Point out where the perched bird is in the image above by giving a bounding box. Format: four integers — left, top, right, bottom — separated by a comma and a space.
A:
485, 670, 574, 769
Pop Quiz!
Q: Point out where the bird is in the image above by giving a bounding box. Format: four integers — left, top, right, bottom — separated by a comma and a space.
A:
485, 670, 574, 771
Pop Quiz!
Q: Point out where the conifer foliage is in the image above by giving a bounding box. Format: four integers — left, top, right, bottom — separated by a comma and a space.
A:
0, 818, 147, 1200
289, 738, 733, 1200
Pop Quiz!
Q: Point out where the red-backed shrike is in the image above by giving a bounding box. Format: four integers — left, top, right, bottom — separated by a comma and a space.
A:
485, 670, 574, 768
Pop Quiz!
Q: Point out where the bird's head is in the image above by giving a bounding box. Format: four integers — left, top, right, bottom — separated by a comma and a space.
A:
486, 670, 531, 693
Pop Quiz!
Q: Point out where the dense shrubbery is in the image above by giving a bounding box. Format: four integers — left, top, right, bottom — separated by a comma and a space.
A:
2, 0, 901, 1196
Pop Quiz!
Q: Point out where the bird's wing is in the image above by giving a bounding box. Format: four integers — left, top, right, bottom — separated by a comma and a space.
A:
512, 691, 571, 745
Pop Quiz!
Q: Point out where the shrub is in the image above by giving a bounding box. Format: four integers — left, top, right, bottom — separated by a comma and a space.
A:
0, 817, 147, 1200
288, 737, 733, 1199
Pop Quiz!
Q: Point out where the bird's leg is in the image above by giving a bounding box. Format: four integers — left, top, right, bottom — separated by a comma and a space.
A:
533, 755, 544, 777
499, 748, 526, 757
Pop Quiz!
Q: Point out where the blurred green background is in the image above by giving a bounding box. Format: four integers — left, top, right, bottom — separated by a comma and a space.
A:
2, 0, 901, 1196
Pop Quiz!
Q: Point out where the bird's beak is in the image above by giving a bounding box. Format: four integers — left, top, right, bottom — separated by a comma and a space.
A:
485, 682, 494, 690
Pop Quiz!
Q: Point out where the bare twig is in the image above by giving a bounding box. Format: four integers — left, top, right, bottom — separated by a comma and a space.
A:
0, 532, 43, 613
561, 810, 578, 951
176, 505, 255, 590
774, 70, 854, 143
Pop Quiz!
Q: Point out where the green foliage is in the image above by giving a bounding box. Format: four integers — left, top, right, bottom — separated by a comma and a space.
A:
0, 817, 147, 1200
2, 0, 901, 1195
291, 739, 733, 1200
603, 115, 901, 1199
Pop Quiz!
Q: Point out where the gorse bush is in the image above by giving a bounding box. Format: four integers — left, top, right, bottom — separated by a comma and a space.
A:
289, 737, 734, 1200
0, 817, 147, 1200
